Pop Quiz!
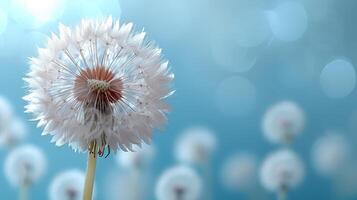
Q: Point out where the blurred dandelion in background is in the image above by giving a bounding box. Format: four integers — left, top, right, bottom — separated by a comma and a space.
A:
260, 149, 305, 200
262, 101, 305, 145
0, 96, 14, 131
48, 169, 87, 200
156, 165, 202, 200
311, 132, 351, 177
220, 153, 261, 199
4, 144, 47, 200
0, 118, 27, 149
115, 144, 155, 200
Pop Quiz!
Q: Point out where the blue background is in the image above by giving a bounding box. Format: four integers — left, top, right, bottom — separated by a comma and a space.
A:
0, 0, 356, 199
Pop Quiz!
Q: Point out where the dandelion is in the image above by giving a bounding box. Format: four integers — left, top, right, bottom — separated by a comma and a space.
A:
0, 118, 27, 149
311, 132, 350, 177
260, 149, 304, 200
156, 165, 202, 200
0, 96, 14, 131
4, 144, 46, 200
221, 153, 258, 192
262, 101, 305, 145
115, 144, 155, 200
175, 126, 217, 165
49, 169, 86, 200
116, 143, 155, 170
24, 17, 173, 199
175, 127, 216, 200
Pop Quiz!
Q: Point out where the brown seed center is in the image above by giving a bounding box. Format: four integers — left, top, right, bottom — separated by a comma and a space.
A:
74, 66, 123, 109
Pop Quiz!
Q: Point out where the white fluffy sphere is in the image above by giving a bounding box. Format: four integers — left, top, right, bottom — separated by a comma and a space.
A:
24, 17, 174, 153
175, 127, 217, 165
156, 165, 202, 200
0, 96, 14, 131
115, 144, 155, 169
311, 132, 350, 176
4, 144, 47, 187
49, 169, 85, 200
260, 149, 305, 192
0, 118, 27, 148
262, 101, 305, 145
221, 153, 258, 191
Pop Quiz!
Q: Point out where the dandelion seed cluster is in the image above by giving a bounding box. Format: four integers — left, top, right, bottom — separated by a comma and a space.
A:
49, 169, 85, 200
175, 126, 217, 165
24, 17, 174, 153
156, 165, 202, 200
262, 101, 305, 145
260, 149, 304, 192
4, 144, 46, 187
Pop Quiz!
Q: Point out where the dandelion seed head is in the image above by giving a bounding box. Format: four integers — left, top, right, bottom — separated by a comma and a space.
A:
24, 17, 174, 153
49, 169, 85, 200
312, 132, 350, 176
262, 101, 305, 145
221, 153, 258, 191
156, 165, 202, 200
175, 126, 217, 165
260, 149, 304, 192
4, 144, 46, 187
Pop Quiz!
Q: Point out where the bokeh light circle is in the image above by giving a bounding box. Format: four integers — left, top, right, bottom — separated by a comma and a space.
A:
320, 59, 356, 99
268, 1, 308, 42
210, 30, 259, 73
233, 8, 271, 48
10, 0, 65, 28
215, 76, 256, 116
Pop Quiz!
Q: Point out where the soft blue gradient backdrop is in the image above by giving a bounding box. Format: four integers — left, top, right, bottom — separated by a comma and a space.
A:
0, 0, 356, 199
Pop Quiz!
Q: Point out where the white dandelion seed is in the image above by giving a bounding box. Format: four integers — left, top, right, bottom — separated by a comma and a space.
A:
221, 153, 258, 192
175, 126, 217, 165
49, 169, 85, 200
4, 144, 46, 189
24, 17, 173, 199
0, 118, 27, 148
311, 132, 350, 177
156, 165, 202, 200
260, 149, 304, 195
116, 143, 155, 169
262, 101, 305, 145
0, 96, 14, 131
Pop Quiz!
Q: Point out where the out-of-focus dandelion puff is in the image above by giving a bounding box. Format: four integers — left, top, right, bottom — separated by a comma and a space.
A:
156, 165, 202, 200
4, 144, 46, 187
260, 149, 305, 193
311, 132, 350, 176
116, 144, 155, 169
0, 96, 14, 131
221, 153, 258, 191
262, 101, 305, 145
49, 169, 85, 200
175, 127, 217, 165
24, 17, 174, 154
0, 118, 27, 148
